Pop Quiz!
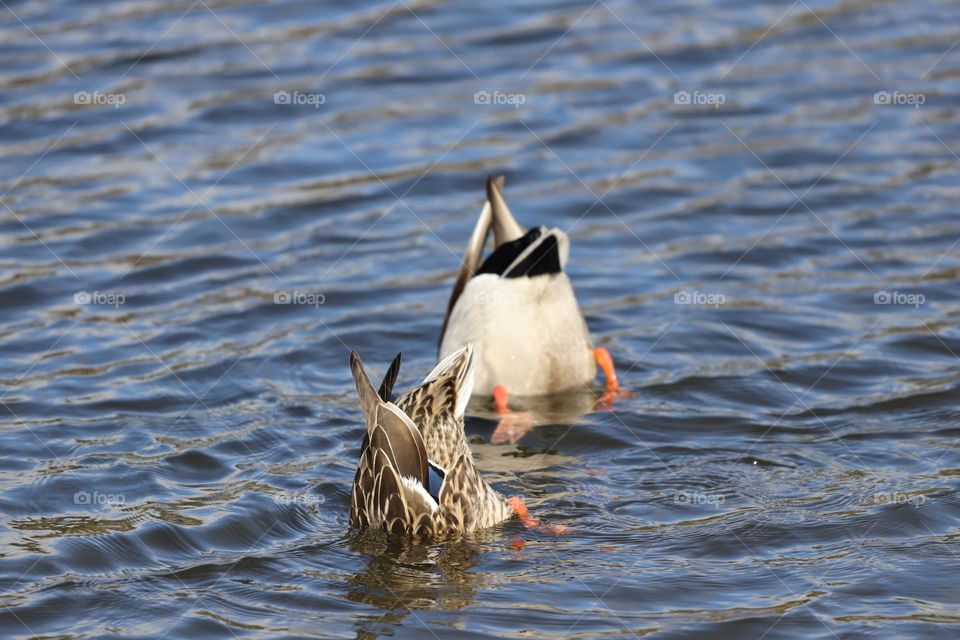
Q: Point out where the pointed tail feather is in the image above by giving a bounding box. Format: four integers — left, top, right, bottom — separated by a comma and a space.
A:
378, 352, 402, 402
350, 352, 380, 433
486, 175, 525, 248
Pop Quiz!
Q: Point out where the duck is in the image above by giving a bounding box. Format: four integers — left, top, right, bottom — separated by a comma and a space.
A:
438, 176, 621, 420
349, 345, 537, 536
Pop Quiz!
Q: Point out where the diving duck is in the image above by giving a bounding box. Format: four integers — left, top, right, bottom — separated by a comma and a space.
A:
349, 345, 536, 536
439, 176, 621, 420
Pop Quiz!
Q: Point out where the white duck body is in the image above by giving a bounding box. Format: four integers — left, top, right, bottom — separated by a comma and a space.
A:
439, 271, 595, 396
438, 176, 597, 397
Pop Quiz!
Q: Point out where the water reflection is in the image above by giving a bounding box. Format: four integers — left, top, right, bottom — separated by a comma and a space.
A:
346, 528, 500, 614
466, 386, 609, 445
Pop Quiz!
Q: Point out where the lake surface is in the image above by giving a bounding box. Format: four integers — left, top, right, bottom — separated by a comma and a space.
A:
1, 0, 959, 637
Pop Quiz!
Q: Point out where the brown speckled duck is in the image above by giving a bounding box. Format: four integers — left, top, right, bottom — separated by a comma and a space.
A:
349, 345, 536, 536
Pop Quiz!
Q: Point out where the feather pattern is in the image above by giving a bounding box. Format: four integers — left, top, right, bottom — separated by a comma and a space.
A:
349, 346, 513, 536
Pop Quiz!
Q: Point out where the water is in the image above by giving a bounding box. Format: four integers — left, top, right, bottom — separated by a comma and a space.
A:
1, 0, 959, 637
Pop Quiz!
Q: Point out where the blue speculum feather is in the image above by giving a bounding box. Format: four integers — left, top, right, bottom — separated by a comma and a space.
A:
427, 462, 445, 501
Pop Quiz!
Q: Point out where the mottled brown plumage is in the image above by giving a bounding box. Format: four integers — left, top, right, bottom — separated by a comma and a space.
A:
349, 345, 513, 536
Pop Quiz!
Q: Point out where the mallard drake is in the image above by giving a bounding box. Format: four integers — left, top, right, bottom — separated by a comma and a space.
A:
439, 176, 620, 415
348, 345, 535, 536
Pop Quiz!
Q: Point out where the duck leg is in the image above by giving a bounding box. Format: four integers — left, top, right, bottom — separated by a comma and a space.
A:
490, 384, 534, 444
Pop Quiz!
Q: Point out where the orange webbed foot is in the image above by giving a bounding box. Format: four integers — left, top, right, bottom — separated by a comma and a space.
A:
508, 497, 573, 536
508, 496, 541, 528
